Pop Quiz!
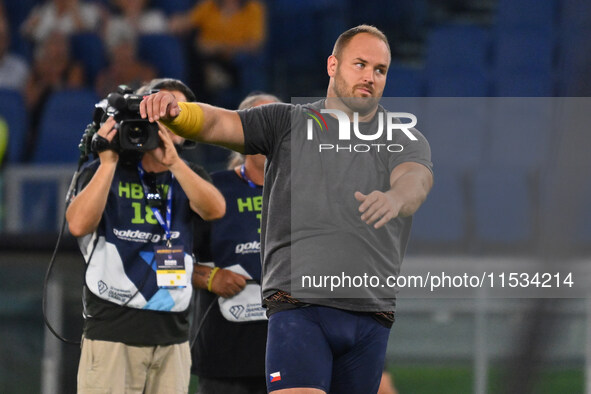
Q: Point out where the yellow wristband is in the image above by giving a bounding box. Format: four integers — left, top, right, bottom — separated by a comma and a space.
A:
207, 267, 220, 292
161, 102, 204, 140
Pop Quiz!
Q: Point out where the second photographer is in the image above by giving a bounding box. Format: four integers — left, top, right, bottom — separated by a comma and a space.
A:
66, 78, 225, 394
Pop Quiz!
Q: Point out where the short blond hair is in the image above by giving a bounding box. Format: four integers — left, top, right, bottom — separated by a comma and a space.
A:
332, 25, 391, 60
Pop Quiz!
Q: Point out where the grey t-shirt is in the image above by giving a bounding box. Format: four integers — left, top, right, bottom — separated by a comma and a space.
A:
239, 99, 432, 312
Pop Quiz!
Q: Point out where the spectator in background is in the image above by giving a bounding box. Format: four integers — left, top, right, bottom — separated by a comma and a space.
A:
0, 16, 29, 91
21, 0, 102, 46
95, 27, 156, 99
102, 0, 168, 51
169, 0, 266, 103
23, 30, 84, 160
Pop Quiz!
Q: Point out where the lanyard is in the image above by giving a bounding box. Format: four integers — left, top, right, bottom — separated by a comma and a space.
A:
240, 164, 259, 189
137, 162, 174, 246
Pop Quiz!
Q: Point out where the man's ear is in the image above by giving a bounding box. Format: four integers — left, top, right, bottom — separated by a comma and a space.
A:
327, 55, 338, 77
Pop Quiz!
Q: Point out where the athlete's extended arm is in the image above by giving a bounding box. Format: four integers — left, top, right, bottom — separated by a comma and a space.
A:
139, 91, 246, 153
66, 117, 118, 237
355, 162, 433, 229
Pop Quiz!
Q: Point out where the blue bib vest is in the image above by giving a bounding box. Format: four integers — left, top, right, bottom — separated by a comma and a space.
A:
77, 160, 197, 312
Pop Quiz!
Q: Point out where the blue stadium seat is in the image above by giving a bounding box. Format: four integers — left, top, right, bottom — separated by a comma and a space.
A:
424, 25, 491, 99
485, 99, 553, 170
266, 0, 346, 96
496, 0, 557, 32
3, 0, 37, 60
422, 98, 488, 173
494, 30, 555, 76
427, 70, 490, 97
412, 170, 466, 244
384, 64, 424, 97
347, 0, 427, 40
137, 34, 187, 81
70, 32, 108, 85
0, 89, 27, 163
150, 0, 193, 15
471, 167, 534, 244
425, 24, 491, 75
559, 0, 591, 30
495, 71, 554, 96
32, 89, 99, 163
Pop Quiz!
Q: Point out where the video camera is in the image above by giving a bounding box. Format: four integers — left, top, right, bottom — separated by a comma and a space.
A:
79, 85, 159, 159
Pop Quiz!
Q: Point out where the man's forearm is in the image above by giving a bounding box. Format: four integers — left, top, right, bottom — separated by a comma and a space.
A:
387, 165, 433, 217
169, 160, 226, 220
66, 162, 117, 236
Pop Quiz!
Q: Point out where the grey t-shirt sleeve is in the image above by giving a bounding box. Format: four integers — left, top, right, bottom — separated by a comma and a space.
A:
238, 103, 293, 158
388, 127, 433, 174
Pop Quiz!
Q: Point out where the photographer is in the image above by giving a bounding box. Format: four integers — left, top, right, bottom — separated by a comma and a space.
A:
66, 78, 225, 394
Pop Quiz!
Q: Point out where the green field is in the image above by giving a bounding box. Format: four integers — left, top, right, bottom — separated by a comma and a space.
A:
392, 364, 584, 394
188, 364, 584, 393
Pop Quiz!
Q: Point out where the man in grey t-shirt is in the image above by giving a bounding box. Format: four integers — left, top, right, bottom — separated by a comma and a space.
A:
141, 25, 433, 394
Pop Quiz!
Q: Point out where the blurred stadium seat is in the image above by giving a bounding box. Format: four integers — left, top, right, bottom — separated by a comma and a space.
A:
485, 99, 553, 171
471, 167, 535, 245
137, 34, 187, 81
495, 71, 554, 97
150, 0, 193, 15
32, 89, 99, 163
425, 24, 491, 75
347, 0, 428, 40
495, 0, 557, 33
422, 98, 488, 173
3, 0, 36, 60
0, 89, 27, 163
384, 64, 424, 97
412, 170, 466, 245
427, 70, 490, 97
494, 29, 555, 76
266, 0, 346, 96
424, 24, 491, 97
70, 32, 108, 86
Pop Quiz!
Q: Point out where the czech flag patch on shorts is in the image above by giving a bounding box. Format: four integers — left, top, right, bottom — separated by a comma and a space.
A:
270, 372, 282, 382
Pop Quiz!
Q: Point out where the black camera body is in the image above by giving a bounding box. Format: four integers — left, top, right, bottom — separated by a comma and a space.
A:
94, 85, 159, 153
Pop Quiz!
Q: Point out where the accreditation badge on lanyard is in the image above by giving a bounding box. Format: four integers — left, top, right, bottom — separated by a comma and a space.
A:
138, 163, 187, 288
154, 245, 187, 288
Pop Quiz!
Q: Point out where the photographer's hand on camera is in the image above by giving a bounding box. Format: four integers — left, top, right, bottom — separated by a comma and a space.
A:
96, 117, 119, 164
146, 128, 180, 169
66, 117, 120, 237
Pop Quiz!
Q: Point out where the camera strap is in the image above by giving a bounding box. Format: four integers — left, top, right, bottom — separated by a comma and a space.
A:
137, 162, 174, 247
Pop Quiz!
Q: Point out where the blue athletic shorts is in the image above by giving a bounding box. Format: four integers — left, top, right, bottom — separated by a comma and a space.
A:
265, 305, 390, 393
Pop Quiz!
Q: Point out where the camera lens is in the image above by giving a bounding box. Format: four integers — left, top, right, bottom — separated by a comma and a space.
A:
119, 119, 159, 151
127, 125, 148, 145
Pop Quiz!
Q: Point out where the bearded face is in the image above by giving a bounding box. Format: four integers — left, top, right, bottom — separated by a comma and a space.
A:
332, 64, 381, 116
327, 33, 390, 117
